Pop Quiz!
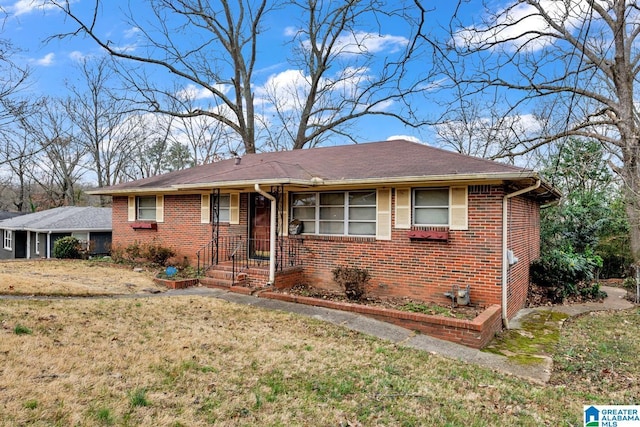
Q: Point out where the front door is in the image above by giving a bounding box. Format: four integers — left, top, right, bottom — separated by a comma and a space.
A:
15, 231, 27, 259
250, 193, 270, 259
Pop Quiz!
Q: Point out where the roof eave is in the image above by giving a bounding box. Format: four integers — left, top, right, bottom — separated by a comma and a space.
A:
86, 172, 560, 200
87, 178, 310, 195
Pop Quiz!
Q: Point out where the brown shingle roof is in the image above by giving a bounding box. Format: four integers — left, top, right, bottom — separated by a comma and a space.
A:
93, 139, 557, 198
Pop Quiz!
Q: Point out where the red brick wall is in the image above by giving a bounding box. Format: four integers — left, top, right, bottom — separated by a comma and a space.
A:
112, 188, 541, 320
295, 185, 507, 308
505, 195, 540, 318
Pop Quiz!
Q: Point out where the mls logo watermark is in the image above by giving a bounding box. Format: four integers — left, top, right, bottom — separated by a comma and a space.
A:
584, 405, 640, 427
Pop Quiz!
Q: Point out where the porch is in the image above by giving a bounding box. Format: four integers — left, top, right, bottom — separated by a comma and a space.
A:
197, 236, 304, 290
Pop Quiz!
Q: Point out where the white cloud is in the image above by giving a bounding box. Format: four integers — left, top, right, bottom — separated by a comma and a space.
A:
255, 69, 310, 112
9, 0, 59, 16
387, 135, 422, 144
111, 43, 138, 54
175, 83, 229, 101
123, 27, 141, 39
34, 52, 55, 66
309, 31, 408, 56
283, 26, 297, 37
69, 51, 86, 62
454, 0, 598, 52
369, 99, 394, 113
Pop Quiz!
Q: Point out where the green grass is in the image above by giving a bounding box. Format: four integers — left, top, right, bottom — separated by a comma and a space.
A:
23, 400, 38, 409
1, 294, 639, 425
94, 407, 115, 425
128, 388, 150, 407
14, 324, 33, 335
552, 308, 640, 402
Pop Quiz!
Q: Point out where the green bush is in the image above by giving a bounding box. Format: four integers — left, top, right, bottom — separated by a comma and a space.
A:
530, 247, 603, 300
332, 266, 370, 301
53, 236, 81, 259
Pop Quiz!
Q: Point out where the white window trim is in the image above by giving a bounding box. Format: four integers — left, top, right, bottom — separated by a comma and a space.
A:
290, 191, 377, 237
411, 186, 468, 231
215, 194, 232, 223
3, 229, 11, 250
128, 195, 164, 222
413, 187, 450, 227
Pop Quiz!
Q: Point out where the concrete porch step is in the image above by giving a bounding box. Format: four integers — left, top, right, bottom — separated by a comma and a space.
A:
199, 276, 233, 289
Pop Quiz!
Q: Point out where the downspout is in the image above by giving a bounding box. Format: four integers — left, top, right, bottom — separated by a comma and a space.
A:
502, 179, 541, 328
254, 183, 276, 285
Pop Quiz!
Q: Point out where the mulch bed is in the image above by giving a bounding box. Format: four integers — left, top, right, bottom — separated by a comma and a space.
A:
272, 283, 485, 320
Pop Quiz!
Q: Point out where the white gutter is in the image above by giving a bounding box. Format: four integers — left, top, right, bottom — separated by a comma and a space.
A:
502, 179, 541, 328
88, 172, 549, 195
254, 183, 276, 285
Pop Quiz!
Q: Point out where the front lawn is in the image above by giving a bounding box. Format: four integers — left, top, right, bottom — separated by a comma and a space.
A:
0, 260, 638, 425
0, 297, 638, 426
0, 259, 164, 296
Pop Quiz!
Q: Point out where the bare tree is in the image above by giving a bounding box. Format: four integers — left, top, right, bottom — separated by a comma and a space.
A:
121, 113, 177, 180
65, 57, 138, 205
50, 0, 272, 154
29, 98, 88, 207
0, 36, 38, 168
163, 93, 235, 164
262, 0, 427, 149
433, 101, 533, 160
0, 128, 37, 212
435, 1, 640, 261
49, 0, 432, 153
0, 38, 30, 138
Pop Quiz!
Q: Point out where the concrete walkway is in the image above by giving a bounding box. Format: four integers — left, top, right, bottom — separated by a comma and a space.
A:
2, 285, 633, 385
157, 284, 633, 384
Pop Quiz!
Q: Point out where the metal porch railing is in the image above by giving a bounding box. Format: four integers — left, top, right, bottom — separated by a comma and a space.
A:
197, 236, 302, 279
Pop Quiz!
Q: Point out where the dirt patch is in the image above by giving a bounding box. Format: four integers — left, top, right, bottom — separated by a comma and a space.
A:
0, 259, 165, 296
272, 283, 485, 320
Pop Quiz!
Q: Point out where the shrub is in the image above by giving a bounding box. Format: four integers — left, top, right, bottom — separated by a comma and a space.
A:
53, 236, 81, 259
530, 247, 603, 300
332, 266, 370, 301
579, 282, 607, 300
125, 241, 142, 261
142, 243, 176, 266
111, 241, 176, 266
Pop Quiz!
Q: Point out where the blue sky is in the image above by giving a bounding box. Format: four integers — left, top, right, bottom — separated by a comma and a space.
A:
2, 1, 469, 146
0, 0, 575, 165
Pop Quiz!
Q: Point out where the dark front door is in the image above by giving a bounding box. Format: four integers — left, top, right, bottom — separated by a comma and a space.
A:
15, 231, 27, 259
250, 193, 270, 259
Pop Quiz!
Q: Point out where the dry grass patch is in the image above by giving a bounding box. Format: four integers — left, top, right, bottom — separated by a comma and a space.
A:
0, 260, 164, 296
0, 296, 604, 426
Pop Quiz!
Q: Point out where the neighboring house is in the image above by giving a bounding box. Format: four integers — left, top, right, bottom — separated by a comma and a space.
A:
0, 211, 25, 221
90, 139, 559, 325
0, 206, 112, 260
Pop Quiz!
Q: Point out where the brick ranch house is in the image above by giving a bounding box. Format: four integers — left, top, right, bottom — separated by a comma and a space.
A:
91, 139, 559, 328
